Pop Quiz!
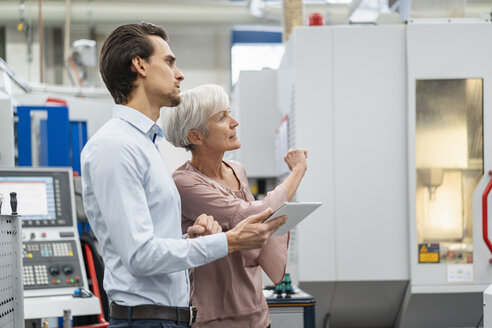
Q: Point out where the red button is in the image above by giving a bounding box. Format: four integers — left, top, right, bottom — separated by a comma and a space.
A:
75, 276, 80, 281
41, 233, 47, 238
66, 279, 70, 283
52, 280, 57, 284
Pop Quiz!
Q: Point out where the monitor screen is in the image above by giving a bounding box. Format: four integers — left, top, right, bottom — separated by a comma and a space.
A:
0, 176, 56, 220
0, 169, 73, 227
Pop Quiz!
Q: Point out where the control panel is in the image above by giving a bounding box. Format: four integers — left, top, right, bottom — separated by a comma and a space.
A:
0, 168, 89, 297
0, 168, 101, 320
22, 240, 83, 290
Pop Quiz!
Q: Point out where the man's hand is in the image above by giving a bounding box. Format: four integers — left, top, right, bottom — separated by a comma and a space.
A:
186, 214, 222, 239
225, 208, 287, 253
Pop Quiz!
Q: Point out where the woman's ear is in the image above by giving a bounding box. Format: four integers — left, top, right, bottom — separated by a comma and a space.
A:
188, 129, 203, 146
130, 56, 147, 77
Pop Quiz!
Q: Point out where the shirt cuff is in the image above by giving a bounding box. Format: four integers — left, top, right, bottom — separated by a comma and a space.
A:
203, 232, 228, 262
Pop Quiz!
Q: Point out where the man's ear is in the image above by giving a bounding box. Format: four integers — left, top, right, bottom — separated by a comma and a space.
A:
130, 56, 147, 77
188, 129, 203, 146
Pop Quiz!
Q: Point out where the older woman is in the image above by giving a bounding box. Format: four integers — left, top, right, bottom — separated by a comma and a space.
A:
162, 84, 307, 328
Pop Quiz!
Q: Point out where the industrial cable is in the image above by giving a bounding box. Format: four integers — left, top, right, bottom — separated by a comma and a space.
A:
476, 313, 483, 328
323, 313, 330, 328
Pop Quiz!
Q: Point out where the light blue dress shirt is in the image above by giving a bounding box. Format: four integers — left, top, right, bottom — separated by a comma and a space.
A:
81, 104, 228, 307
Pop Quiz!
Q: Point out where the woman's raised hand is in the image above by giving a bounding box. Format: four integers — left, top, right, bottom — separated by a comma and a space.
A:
283, 148, 308, 173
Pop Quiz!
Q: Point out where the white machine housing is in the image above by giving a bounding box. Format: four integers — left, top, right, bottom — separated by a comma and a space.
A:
231, 70, 282, 178
266, 20, 492, 327
274, 23, 409, 327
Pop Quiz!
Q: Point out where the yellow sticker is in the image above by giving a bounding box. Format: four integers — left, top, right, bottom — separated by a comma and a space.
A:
419, 253, 439, 263
418, 243, 440, 263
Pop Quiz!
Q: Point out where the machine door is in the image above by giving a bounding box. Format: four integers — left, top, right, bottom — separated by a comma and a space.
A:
415, 78, 483, 278
407, 21, 492, 290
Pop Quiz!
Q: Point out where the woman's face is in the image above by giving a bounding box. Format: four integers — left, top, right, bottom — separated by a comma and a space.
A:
201, 109, 241, 152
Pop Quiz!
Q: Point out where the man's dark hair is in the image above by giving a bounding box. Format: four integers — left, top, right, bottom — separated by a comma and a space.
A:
100, 22, 168, 104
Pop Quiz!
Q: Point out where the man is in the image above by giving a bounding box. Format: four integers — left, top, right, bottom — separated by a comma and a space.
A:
81, 22, 286, 328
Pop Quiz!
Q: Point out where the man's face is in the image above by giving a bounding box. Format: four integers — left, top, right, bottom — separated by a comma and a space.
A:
144, 35, 184, 107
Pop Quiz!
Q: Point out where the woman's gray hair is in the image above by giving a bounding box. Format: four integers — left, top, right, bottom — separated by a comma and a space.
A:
162, 84, 229, 151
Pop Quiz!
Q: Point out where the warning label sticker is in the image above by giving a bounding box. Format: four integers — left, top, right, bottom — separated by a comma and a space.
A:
418, 243, 440, 263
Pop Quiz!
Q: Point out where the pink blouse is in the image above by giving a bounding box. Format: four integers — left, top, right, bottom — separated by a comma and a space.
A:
173, 160, 290, 328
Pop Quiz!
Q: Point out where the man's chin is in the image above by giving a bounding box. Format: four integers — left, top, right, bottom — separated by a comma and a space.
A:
164, 94, 182, 107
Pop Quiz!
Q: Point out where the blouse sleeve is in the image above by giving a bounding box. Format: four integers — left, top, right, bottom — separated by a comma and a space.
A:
174, 170, 289, 231
236, 164, 290, 284
256, 234, 290, 284
173, 163, 290, 278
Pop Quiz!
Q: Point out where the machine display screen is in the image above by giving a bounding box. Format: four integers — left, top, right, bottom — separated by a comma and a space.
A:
0, 176, 56, 220
0, 169, 73, 227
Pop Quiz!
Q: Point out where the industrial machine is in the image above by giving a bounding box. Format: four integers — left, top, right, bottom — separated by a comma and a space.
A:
229, 19, 492, 327
402, 31, 489, 324
0, 55, 113, 173
0, 167, 101, 320
266, 287, 315, 328
231, 70, 282, 178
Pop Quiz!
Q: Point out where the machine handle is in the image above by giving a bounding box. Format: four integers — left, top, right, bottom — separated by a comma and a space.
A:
482, 170, 492, 263
10, 192, 17, 215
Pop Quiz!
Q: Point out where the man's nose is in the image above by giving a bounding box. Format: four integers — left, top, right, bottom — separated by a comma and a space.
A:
175, 66, 184, 81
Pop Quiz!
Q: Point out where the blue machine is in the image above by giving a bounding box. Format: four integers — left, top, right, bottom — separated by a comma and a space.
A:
70, 121, 88, 175
16, 105, 87, 175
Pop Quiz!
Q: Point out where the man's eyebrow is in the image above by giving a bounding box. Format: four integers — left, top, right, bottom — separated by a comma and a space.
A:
165, 55, 176, 61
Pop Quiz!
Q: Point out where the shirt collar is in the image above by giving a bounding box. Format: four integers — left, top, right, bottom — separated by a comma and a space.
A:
112, 104, 164, 144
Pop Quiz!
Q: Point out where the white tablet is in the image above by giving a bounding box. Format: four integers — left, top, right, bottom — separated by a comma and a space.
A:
264, 202, 322, 237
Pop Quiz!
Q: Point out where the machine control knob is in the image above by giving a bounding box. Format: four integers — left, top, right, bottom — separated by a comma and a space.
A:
63, 265, 73, 275
49, 266, 61, 276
